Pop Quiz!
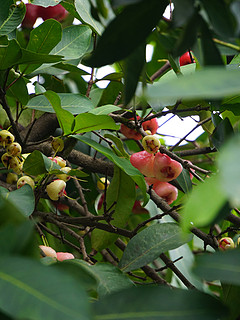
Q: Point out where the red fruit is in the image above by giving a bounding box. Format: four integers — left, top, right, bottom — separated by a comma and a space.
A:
130, 151, 155, 177
153, 152, 182, 182
56, 252, 75, 261
179, 51, 195, 66
145, 178, 178, 204
22, 4, 40, 29
120, 116, 142, 140
39, 4, 68, 22
142, 116, 158, 134
97, 193, 105, 211
132, 200, 149, 214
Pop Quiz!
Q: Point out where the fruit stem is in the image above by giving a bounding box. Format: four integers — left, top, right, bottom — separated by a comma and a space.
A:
213, 38, 240, 52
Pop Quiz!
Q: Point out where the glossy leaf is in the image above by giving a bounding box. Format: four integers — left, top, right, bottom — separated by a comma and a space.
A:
147, 67, 240, 106
0, 256, 90, 320
27, 93, 94, 114
174, 168, 192, 193
193, 249, 240, 286
0, 185, 35, 217
0, 2, 26, 36
20, 19, 62, 74
181, 174, 227, 232
89, 104, 121, 115
85, 0, 168, 67
32, 0, 61, 6
51, 24, 92, 60
23, 150, 60, 176
210, 117, 234, 150
44, 91, 74, 135
72, 135, 147, 200
75, 0, 103, 35
17, 49, 63, 66
0, 37, 21, 70
222, 284, 240, 320
91, 166, 136, 250
73, 113, 120, 133
119, 223, 192, 272
5, 70, 29, 105
92, 285, 227, 320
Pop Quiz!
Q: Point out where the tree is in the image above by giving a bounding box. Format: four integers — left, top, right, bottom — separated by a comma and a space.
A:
0, 0, 240, 319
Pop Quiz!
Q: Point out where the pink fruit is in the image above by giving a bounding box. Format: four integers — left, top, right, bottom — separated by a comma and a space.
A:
145, 178, 178, 204
39, 4, 68, 22
132, 200, 149, 214
179, 51, 195, 66
120, 116, 142, 140
142, 116, 158, 134
153, 152, 182, 182
130, 151, 155, 177
56, 252, 75, 261
21, 3, 40, 29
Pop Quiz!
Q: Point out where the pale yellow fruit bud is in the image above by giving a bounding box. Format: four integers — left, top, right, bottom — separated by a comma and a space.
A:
39, 245, 57, 258
97, 177, 110, 191
17, 176, 35, 190
56, 166, 71, 181
6, 142, 22, 157
46, 179, 66, 201
142, 135, 161, 154
0, 130, 15, 147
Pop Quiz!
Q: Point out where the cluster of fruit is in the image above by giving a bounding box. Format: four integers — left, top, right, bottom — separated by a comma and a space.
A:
22, 3, 68, 29
39, 245, 74, 261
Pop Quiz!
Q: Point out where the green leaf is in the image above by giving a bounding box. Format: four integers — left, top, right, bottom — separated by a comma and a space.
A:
23, 150, 60, 176
174, 168, 192, 193
193, 249, 240, 286
91, 166, 136, 250
5, 70, 29, 105
119, 223, 192, 272
26, 93, 94, 114
147, 67, 240, 106
210, 117, 234, 150
104, 133, 130, 158
0, 256, 90, 320
71, 135, 147, 201
1, 185, 35, 217
0, 2, 26, 36
50, 25, 92, 60
92, 285, 227, 320
17, 49, 63, 67
218, 134, 240, 207
89, 104, 121, 115
85, 0, 168, 67
65, 260, 134, 298
20, 19, 62, 74
181, 174, 227, 232
75, 0, 104, 35
222, 284, 240, 320
44, 91, 74, 135
0, 37, 21, 70
32, 0, 61, 6
73, 113, 120, 133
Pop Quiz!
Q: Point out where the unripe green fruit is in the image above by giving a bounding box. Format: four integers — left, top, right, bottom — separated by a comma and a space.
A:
6, 142, 22, 157
142, 135, 161, 154
39, 245, 57, 258
46, 179, 66, 201
0, 130, 15, 148
51, 137, 64, 152
17, 176, 35, 190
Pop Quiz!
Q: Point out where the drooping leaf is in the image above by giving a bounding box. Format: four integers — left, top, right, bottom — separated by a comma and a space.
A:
174, 168, 192, 193
210, 117, 234, 150
181, 174, 227, 232
43, 91, 74, 135
92, 285, 227, 320
73, 113, 120, 133
0, 256, 90, 320
0, 2, 26, 36
84, 0, 168, 67
5, 69, 29, 105
26, 93, 94, 114
119, 223, 192, 272
91, 166, 136, 251
75, 0, 104, 35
